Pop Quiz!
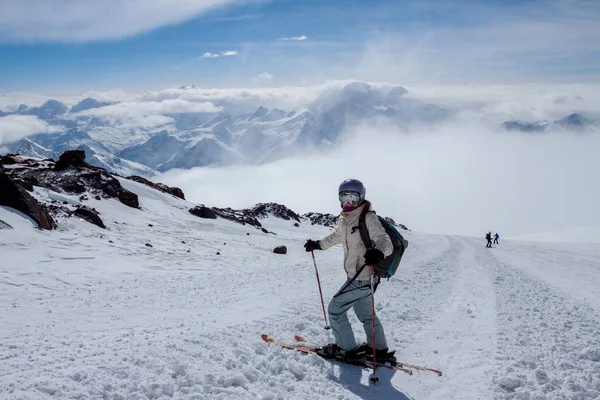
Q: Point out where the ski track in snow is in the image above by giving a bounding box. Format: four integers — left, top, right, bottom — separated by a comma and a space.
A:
1, 183, 600, 399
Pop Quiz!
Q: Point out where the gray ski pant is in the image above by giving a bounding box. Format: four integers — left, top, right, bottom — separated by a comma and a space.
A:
328, 278, 388, 351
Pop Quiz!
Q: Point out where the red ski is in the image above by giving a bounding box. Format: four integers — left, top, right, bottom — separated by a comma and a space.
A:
294, 335, 443, 377
261, 334, 413, 375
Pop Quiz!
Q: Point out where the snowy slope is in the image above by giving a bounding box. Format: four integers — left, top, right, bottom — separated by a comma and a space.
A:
1, 182, 600, 399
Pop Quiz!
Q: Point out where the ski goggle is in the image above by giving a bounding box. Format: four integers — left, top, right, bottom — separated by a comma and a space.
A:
339, 191, 360, 205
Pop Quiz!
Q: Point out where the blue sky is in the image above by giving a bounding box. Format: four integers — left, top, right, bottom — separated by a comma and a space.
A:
1, 0, 599, 94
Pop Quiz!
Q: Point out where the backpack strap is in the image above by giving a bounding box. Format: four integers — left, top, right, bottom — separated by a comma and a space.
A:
357, 206, 373, 250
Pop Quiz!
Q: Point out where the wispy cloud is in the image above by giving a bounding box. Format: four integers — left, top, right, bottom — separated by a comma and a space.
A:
76, 98, 221, 128
0, 115, 62, 145
0, 0, 250, 42
341, 1, 600, 84
200, 50, 238, 59
257, 72, 274, 81
202, 52, 220, 59
279, 35, 308, 41
136, 81, 353, 110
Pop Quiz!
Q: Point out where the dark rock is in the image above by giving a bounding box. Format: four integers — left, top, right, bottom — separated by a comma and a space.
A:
189, 206, 217, 219
117, 189, 139, 208
0, 155, 25, 165
108, 240, 114, 243
145, 243, 153, 247
303, 212, 338, 228
73, 207, 106, 229
252, 203, 301, 222
273, 246, 287, 255
127, 175, 185, 200
0, 172, 55, 230
14, 178, 34, 192
181, 241, 186, 244
216, 251, 220, 255
212, 207, 262, 227
61, 180, 86, 194
247, 232, 250, 235
148, 223, 153, 227
210, 203, 300, 228
94, 195, 101, 201
294, 222, 299, 227
5, 156, 139, 209
54, 150, 89, 171
261, 228, 269, 234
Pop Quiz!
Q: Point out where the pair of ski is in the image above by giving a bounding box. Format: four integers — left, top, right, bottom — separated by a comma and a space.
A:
261, 334, 442, 377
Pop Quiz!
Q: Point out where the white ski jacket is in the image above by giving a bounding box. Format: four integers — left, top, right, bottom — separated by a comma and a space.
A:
319, 201, 393, 281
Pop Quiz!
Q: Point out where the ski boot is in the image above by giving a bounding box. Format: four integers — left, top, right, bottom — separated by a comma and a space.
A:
316, 343, 342, 359
356, 343, 397, 363
316, 344, 366, 361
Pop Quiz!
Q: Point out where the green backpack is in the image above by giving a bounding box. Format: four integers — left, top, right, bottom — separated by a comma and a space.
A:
358, 210, 409, 279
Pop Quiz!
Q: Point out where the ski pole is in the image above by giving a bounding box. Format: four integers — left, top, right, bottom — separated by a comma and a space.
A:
369, 264, 379, 384
311, 250, 331, 330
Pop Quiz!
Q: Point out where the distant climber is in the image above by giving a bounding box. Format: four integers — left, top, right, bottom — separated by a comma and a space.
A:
494, 233, 499, 245
486, 232, 492, 248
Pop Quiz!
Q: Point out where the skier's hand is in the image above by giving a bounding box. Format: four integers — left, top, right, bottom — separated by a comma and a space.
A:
364, 248, 384, 265
304, 239, 321, 252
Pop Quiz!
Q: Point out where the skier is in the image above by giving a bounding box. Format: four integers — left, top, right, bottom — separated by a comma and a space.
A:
494, 233, 499, 244
304, 178, 394, 361
486, 232, 493, 248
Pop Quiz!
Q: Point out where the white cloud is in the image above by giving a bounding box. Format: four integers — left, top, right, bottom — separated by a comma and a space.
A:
81, 89, 131, 103
155, 81, 600, 237
257, 72, 274, 81
201, 50, 238, 59
279, 35, 308, 41
344, 3, 600, 85
0, 92, 79, 111
0, 0, 251, 42
76, 98, 221, 128
0, 115, 62, 145
136, 80, 354, 110
77, 99, 221, 117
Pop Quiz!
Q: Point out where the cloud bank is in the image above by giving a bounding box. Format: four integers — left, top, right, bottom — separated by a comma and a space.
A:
0, 115, 62, 145
76, 99, 221, 128
157, 114, 600, 237
279, 35, 308, 41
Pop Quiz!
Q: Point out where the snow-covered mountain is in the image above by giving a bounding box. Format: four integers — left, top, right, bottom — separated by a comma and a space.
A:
2, 153, 600, 399
2, 82, 597, 177
1, 82, 451, 175
502, 113, 597, 133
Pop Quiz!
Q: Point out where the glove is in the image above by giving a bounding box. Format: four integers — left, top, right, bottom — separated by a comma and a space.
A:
304, 239, 321, 252
364, 248, 384, 265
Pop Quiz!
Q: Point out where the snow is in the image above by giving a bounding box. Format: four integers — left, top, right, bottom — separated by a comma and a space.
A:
1, 183, 600, 399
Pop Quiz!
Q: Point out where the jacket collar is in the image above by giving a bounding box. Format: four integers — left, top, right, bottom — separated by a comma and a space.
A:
339, 201, 370, 225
